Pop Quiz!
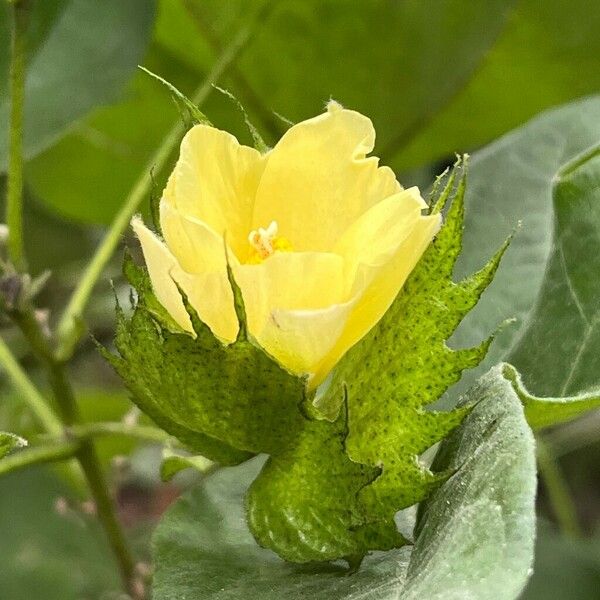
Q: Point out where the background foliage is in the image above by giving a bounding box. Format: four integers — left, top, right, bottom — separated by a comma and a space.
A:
1, 0, 600, 598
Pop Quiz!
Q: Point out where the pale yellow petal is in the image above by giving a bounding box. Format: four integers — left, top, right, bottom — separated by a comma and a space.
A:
132, 217, 238, 342
256, 300, 356, 378
312, 213, 441, 385
165, 124, 267, 259
334, 187, 428, 291
132, 217, 192, 332
235, 251, 346, 338
160, 201, 226, 274
252, 101, 400, 252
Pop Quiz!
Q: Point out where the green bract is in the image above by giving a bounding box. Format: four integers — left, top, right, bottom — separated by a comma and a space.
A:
105, 160, 511, 563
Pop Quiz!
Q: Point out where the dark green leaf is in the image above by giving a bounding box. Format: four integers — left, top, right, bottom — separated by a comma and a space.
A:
390, 0, 600, 170
509, 144, 600, 397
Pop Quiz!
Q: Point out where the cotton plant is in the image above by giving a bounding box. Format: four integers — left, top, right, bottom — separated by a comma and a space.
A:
1, 3, 600, 599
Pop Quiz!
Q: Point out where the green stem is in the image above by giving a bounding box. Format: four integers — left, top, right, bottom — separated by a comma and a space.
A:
13, 310, 139, 597
0, 334, 63, 435
55, 16, 261, 362
0, 441, 79, 477
537, 438, 582, 538
5, 0, 29, 271
71, 421, 176, 445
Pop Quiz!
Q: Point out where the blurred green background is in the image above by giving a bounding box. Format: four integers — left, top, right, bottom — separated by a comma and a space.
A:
1, 1, 600, 597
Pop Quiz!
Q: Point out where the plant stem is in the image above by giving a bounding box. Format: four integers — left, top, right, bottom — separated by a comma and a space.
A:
55, 16, 261, 362
537, 438, 582, 538
0, 334, 63, 435
0, 441, 79, 477
5, 0, 29, 271
12, 309, 139, 597
72, 421, 176, 445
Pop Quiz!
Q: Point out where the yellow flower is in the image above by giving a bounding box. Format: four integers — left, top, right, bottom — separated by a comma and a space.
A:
132, 101, 440, 388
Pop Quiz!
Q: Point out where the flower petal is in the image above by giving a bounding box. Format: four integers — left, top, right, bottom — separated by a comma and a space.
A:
252, 101, 400, 252
235, 251, 347, 338
256, 301, 356, 380
165, 125, 267, 259
312, 212, 441, 385
334, 187, 428, 291
132, 218, 238, 342
160, 201, 226, 274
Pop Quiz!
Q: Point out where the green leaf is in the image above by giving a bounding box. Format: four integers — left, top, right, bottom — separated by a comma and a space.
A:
314, 160, 507, 538
390, 0, 600, 170
0, 0, 157, 169
0, 468, 122, 599
508, 144, 600, 398
164, 0, 515, 153
503, 364, 600, 431
0, 431, 27, 459
450, 96, 600, 400
152, 365, 537, 600
403, 365, 536, 600
160, 447, 214, 482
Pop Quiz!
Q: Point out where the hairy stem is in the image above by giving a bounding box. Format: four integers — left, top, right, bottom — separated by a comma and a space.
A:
5, 0, 29, 270
55, 14, 262, 361
537, 438, 582, 538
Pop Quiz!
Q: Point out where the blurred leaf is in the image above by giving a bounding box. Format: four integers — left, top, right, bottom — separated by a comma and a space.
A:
521, 522, 600, 600
168, 0, 515, 151
0, 431, 27, 459
25, 41, 250, 224
390, 0, 600, 169
0, 467, 120, 599
0, 0, 156, 170
449, 96, 600, 400
152, 365, 536, 599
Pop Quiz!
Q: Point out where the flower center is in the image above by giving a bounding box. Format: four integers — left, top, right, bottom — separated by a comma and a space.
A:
247, 220, 292, 264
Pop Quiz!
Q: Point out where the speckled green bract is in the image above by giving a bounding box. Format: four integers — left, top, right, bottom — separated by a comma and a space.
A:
107, 162, 506, 565
107, 256, 391, 562
0, 432, 26, 459
316, 162, 509, 537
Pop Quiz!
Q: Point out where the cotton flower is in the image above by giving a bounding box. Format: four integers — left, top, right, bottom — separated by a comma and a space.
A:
133, 101, 440, 388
